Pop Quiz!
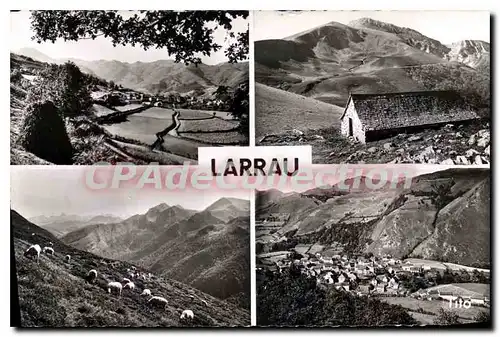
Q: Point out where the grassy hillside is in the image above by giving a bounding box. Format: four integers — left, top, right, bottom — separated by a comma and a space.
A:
255, 83, 343, 138
11, 210, 250, 327
257, 168, 490, 267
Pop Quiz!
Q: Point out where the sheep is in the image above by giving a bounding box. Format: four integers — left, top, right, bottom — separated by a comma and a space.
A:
86, 269, 98, 284
122, 278, 131, 284
180, 309, 194, 320
48, 242, 53, 246
147, 296, 168, 309
24, 244, 41, 263
64, 255, 71, 263
107, 281, 122, 297
141, 289, 151, 296
42, 247, 54, 255
123, 282, 135, 290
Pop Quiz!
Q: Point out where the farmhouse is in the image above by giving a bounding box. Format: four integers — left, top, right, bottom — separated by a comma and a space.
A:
340, 91, 481, 143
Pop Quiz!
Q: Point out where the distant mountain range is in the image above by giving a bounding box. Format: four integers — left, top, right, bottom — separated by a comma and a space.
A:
255, 17, 490, 112
15, 47, 248, 95
257, 168, 490, 268
59, 197, 250, 308
30, 213, 122, 237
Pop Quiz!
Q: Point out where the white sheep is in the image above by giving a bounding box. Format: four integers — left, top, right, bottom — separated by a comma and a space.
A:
86, 269, 98, 283
141, 289, 151, 296
147, 296, 168, 309
24, 244, 41, 263
64, 255, 71, 263
122, 278, 131, 284
107, 281, 122, 297
43, 247, 54, 255
123, 282, 135, 290
180, 309, 194, 320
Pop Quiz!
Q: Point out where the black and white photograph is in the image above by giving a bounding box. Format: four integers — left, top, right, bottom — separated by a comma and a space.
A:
254, 11, 490, 165
10, 167, 250, 327
10, 10, 249, 165
256, 165, 490, 327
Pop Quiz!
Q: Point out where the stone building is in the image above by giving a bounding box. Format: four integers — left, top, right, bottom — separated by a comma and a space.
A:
340, 91, 481, 143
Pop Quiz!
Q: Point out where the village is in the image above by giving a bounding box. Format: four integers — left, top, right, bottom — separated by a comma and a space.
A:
256, 213, 491, 315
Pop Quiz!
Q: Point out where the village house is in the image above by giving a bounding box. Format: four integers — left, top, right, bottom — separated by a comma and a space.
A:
340, 90, 481, 143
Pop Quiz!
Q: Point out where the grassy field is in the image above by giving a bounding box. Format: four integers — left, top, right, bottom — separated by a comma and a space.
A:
136, 108, 175, 120
114, 104, 144, 112
178, 118, 238, 133
381, 296, 488, 322
255, 83, 343, 139
177, 109, 215, 120
180, 131, 247, 145
91, 104, 116, 117
102, 116, 166, 145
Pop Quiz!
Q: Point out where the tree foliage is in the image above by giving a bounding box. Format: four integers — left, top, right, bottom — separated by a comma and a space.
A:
257, 267, 417, 327
29, 10, 249, 65
228, 81, 249, 136
433, 308, 460, 326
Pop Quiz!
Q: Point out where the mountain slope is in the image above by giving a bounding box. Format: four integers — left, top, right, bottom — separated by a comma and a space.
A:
258, 168, 490, 267
255, 18, 490, 138
60, 199, 250, 308
15, 48, 248, 96
30, 214, 123, 238
11, 209, 250, 327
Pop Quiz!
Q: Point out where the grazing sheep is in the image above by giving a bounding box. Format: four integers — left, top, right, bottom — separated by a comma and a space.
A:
24, 244, 41, 263
123, 282, 135, 290
107, 281, 122, 297
31, 233, 35, 236
43, 247, 54, 255
86, 269, 98, 283
180, 309, 194, 320
122, 278, 131, 284
147, 296, 168, 309
64, 255, 71, 263
141, 289, 151, 296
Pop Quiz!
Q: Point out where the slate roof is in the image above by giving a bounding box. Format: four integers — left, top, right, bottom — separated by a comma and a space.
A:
341, 91, 480, 131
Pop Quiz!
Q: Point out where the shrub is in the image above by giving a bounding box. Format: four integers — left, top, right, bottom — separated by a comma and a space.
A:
27, 61, 93, 118
17, 100, 73, 164
433, 308, 460, 325
11, 69, 22, 83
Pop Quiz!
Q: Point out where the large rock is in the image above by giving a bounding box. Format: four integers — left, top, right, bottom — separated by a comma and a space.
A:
468, 134, 476, 146
455, 156, 469, 165
416, 146, 435, 163
408, 135, 422, 142
465, 149, 480, 157
440, 158, 455, 165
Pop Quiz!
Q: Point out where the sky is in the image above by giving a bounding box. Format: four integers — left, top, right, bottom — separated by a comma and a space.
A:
10, 167, 250, 219
253, 10, 490, 44
10, 10, 248, 65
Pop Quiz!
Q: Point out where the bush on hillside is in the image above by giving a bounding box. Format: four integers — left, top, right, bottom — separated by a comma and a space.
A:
228, 82, 249, 137
257, 266, 417, 326
11, 69, 22, 83
17, 100, 73, 164
27, 61, 93, 119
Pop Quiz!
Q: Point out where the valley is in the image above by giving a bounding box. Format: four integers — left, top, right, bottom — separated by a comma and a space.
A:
11, 50, 249, 165
256, 167, 490, 326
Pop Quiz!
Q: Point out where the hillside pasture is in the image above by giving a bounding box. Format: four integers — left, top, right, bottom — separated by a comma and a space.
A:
91, 104, 116, 118
114, 104, 144, 112
180, 131, 247, 145
178, 118, 238, 133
